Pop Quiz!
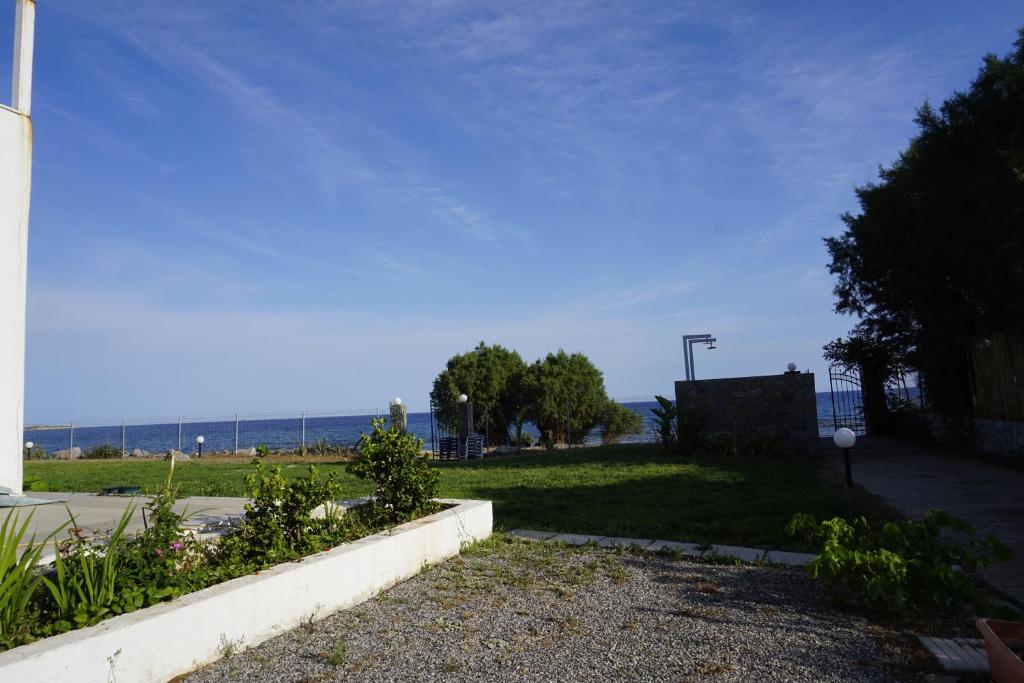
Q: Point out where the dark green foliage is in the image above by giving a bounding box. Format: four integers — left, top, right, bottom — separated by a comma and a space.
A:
83, 444, 121, 460
788, 510, 1012, 614
825, 31, 1024, 415
219, 458, 358, 569
651, 396, 678, 448
0, 512, 62, 649
528, 350, 609, 446
431, 342, 529, 446
350, 418, 439, 524
599, 402, 643, 444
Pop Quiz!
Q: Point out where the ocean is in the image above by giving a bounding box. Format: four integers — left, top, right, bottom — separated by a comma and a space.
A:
23, 392, 869, 456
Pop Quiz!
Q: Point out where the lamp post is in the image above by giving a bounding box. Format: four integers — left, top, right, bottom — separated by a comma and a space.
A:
23, 441, 32, 458
682, 334, 717, 380
196, 435, 205, 458
833, 428, 856, 487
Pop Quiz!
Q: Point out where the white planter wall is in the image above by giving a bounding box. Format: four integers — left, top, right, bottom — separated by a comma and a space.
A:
0, 499, 492, 682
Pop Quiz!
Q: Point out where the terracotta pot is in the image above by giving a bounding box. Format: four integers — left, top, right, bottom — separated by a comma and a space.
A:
977, 618, 1024, 683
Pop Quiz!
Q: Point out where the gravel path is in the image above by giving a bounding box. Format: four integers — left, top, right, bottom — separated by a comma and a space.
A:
184, 537, 915, 682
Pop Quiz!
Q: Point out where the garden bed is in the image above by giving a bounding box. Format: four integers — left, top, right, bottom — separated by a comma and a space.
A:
0, 498, 491, 682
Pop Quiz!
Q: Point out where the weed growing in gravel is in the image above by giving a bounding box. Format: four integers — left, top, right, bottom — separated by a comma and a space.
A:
328, 640, 345, 666
444, 657, 463, 673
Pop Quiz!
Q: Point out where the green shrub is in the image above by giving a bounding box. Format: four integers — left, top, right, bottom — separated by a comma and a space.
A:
23, 444, 46, 460
651, 396, 678, 448
677, 408, 705, 453
599, 402, 643, 444
304, 438, 349, 457
83, 444, 121, 460
218, 458, 359, 570
350, 417, 439, 524
788, 510, 1012, 614
0, 511, 62, 649
43, 506, 133, 631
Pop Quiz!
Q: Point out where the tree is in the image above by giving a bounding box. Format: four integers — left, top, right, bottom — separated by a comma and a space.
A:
429, 342, 528, 446
599, 401, 643, 445
527, 350, 609, 445
825, 30, 1024, 416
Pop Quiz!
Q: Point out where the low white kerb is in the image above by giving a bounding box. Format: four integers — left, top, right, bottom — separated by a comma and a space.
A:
0, 498, 493, 682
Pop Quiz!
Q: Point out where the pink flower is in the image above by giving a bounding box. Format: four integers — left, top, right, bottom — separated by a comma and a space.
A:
155, 548, 164, 558
169, 541, 184, 551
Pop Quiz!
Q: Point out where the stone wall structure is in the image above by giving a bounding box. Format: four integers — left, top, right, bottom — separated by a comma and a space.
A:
674, 373, 818, 455
973, 418, 1024, 459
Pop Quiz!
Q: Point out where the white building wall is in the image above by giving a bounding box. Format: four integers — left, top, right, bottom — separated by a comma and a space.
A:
0, 1, 35, 495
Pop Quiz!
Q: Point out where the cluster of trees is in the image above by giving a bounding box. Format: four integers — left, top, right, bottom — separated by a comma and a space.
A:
825, 30, 1024, 417
430, 342, 641, 446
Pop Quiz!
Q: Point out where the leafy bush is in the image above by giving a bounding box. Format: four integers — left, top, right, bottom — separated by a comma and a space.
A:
23, 444, 46, 460
219, 458, 354, 569
599, 402, 643, 444
83, 444, 121, 460
350, 418, 439, 524
788, 510, 1012, 614
651, 396, 678, 448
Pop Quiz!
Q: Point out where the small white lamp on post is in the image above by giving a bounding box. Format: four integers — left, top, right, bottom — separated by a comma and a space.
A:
390, 396, 408, 433
196, 435, 205, 458
23, 441, 33, 458
833, 428, 856, 487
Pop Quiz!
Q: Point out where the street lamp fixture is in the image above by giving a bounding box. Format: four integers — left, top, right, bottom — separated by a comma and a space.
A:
196, 435, 205, 458
23, 441, 33, 457
833, 427, 856, 486
393, 397, 402, 405
458, 393, 468, 403
682, 334, 717, 380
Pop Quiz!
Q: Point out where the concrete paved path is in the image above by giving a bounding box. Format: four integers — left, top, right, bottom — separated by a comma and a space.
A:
823, 437, 1024, 606
1, 492, 249, 554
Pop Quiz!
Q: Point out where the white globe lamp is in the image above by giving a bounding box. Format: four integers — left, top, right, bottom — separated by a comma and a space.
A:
833, 428, 856, 486
458, 394, 468, 403
196, 435, 205, 458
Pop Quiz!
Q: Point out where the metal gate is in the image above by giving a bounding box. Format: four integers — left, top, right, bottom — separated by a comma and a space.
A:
828, 364, 866, 436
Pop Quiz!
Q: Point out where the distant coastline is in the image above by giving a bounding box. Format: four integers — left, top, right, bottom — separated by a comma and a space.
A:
25, 424, 69, 431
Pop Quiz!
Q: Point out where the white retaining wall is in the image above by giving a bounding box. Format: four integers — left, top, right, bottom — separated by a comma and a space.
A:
0, 498, 492, 682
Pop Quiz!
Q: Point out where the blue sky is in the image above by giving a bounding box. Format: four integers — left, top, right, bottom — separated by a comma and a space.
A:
9, 1, 1021, 422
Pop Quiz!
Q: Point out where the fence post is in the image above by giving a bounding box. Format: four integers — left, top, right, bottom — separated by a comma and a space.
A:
69, 421, 74, 454
301, 412, 306, 455
234, 414, 239, 454
177, 417, 182, 451
121, 418, 126, 457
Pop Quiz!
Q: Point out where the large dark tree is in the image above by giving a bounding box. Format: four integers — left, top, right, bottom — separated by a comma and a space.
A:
430, 342, 528, 446
826, 30, 1024, 415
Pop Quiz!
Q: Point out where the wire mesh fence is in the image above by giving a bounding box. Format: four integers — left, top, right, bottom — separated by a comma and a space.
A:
23, 396, 671, 459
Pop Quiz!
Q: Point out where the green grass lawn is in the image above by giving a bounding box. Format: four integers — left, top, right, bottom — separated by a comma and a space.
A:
25, 444, 896, 551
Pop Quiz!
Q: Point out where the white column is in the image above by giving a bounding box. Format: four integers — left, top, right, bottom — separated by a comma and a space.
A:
0, 1, 35, 495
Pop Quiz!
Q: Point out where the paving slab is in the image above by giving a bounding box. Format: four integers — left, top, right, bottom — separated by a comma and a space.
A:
645, 539, 703, 554
824, 437, 1024, 605
597, 536, 653, 549
508, 529, 557, 542
1, 492, 249, 555
512, 530, 814, 567
765, 550, 818, 566
918, 636, 988, 674
549, 533, 603, 546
